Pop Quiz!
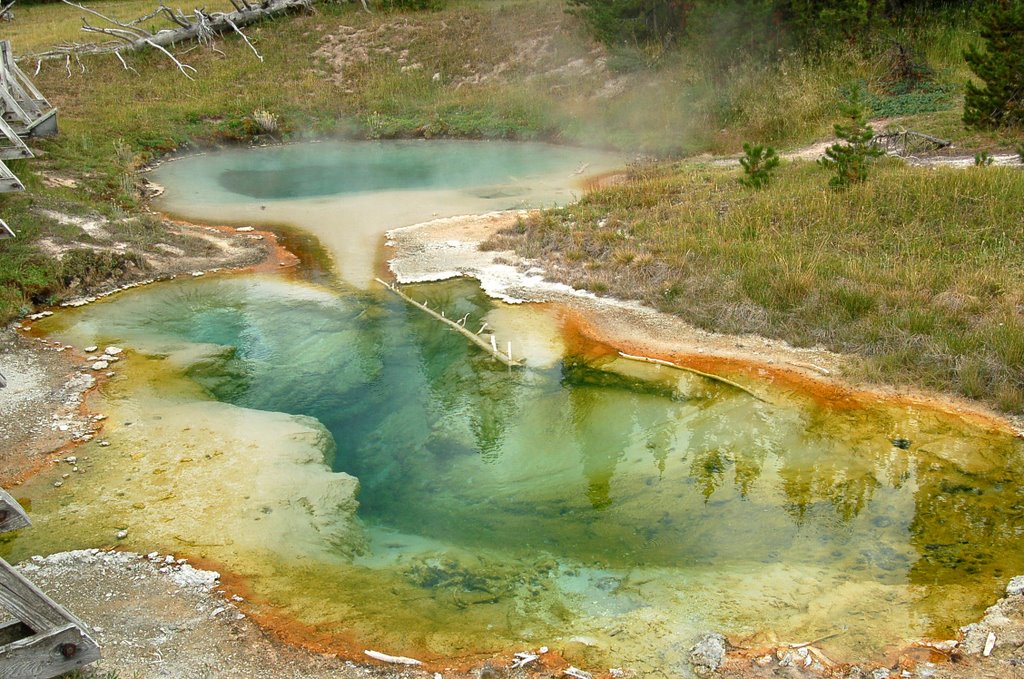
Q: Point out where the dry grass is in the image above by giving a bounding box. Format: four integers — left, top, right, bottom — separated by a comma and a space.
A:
486, 160, 1024, 414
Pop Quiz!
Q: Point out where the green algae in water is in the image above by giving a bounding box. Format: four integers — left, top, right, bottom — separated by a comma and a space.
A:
9, 275, 1024, 675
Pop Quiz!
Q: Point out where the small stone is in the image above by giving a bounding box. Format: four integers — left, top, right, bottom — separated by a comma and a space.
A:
84, 345, 98, 353
1007, 576, 1024, 596
91, 361, 109, 371
689, 633, 726, 675
871, 669, 891, 679
235, 226, 255, 232
104, 346, 123, 355
65, 456, 77, 464
61, 473, 70, 479
191, 271, 205, 277
99, 441, 110, 447
891, 438, 911, 449
147, 552, 159, 560
116, 529, 128, 540
53, 480, 63, 488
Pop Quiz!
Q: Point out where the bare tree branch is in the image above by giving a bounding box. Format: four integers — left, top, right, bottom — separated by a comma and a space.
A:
113, 49, 138, 73
142, 38, 196, 79
221, 14, 263, 61
61, 0, 151, 38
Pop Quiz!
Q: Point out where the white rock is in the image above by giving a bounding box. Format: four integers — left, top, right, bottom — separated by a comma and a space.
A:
91, 361, 109, 370
84, 345, 98, 353
235, 226, 255, 232
104, 346, 123, 355
65, 456, 77, 464
1007, 576, 1024, 596
53, 480, 63, 488
99, 441, 110, 447
983, 632, 996, 656
191, 271, 205, 277
116, 529, 128, 539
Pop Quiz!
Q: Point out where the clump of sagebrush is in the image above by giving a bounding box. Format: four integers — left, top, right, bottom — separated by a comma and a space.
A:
251, 109, 279, 134
739, 142, 780, 188
818, 86, 883, 188
485, 161, 1024, 414
963, 0, 1024, 129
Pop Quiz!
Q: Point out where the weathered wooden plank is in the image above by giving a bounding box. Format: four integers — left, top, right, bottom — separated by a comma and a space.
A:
0, 619, 33, 647
0, 558, 85, 631
0, 161, 23, 193
0, 491, 30, 534
0, 116, 31, 160
0, 622, 100, 679
0, 41, 50, 112
0, 41, 57, 137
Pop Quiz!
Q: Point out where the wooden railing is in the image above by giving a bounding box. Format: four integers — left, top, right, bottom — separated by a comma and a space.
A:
0, 490, 100, 679
0, 40, 58, 237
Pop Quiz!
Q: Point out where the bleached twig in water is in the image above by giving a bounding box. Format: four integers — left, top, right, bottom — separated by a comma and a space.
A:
363, 650, 423, 665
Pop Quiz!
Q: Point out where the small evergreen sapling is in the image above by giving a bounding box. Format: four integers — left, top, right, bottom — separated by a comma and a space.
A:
963, 0, 1024, 129
819, 86, 884, 189
739, 143, 780, 189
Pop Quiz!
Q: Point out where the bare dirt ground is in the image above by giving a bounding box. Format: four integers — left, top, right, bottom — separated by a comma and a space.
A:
16, 549, 441, 679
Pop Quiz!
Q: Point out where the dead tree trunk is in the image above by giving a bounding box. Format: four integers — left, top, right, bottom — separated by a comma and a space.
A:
53, 0, 315, 74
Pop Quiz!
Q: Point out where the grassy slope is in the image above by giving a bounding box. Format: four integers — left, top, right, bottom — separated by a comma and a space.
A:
1, 0, 1022, 414
487, 161, 1024, 414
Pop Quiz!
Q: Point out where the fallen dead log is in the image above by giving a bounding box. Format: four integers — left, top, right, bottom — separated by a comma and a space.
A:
616, 351, 767, 402
37, 0, 315, 76
375, 278, 525, 368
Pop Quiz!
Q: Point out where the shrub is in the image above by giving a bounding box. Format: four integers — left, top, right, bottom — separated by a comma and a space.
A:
974, 150, 994, 166
377, 0, 443, 10
818, 85, 884, 188
60, 249, 149, 290
567, 0, 690, 47
738, 142, 780, 189
963, 0, 1024, 129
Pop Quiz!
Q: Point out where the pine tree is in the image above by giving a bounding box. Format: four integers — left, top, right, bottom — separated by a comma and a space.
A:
739, 143, 781, 188
818, 86, 884, 189
963, 0, 1024, 129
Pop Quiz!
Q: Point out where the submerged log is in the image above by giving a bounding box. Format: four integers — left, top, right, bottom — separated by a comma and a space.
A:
374, 278, 524, 368
616, 351, 767, 403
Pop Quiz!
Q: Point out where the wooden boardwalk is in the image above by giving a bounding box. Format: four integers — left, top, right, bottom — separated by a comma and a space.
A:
0, 491, 100, 678
0, 39, 58, 236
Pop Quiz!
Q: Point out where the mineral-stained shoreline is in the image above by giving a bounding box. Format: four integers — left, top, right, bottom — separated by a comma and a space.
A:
2, 210, 1024, 678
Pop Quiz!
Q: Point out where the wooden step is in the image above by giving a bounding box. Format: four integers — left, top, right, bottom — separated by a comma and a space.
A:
0, 159, 23, 192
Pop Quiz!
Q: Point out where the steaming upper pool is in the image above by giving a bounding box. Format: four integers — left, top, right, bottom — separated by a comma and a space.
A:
150, 140, 625, 286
